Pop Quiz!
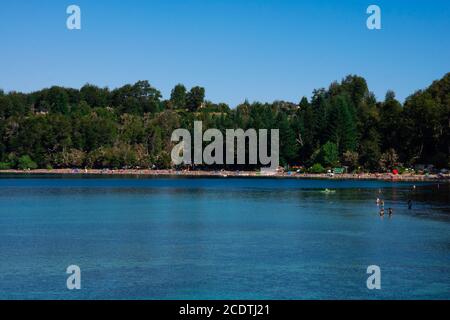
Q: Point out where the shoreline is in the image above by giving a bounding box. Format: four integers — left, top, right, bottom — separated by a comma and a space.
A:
0, 169, 448, 182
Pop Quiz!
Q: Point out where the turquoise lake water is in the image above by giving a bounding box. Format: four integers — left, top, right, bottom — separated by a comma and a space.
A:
0, 175, 449, 299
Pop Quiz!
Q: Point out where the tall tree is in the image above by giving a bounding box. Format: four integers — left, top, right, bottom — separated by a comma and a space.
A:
170, 84, 187, 109
379, 90, 402, 152
186, 86, 205, 112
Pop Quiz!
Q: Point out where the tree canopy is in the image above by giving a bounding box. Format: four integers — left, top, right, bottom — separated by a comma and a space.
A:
0, 74, 448, 171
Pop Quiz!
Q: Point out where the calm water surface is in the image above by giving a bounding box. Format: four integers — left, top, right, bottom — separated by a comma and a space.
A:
0, 175, 448, 299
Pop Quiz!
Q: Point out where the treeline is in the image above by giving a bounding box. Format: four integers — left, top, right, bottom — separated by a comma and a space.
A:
0, 74, 448, 171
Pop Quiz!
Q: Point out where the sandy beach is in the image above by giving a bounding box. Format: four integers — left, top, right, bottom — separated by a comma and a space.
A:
0, 168, 448, 182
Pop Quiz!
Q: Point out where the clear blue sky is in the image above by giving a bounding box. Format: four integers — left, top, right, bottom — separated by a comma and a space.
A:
0, 0, 449, 106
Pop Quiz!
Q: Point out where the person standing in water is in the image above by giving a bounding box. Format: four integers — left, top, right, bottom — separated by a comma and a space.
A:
388, 208, 393, 217
380, 208, 385, 217
408, 200, 413, 210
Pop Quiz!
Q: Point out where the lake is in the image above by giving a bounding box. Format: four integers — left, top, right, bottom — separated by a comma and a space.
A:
0, 175, 448, 299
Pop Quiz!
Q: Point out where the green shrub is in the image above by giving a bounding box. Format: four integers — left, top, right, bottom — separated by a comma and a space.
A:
153, 151, 172, 169
395, 166, 407, 174
0, 162, 12, 170
17, 155, 38, 170
318, 142, 339, 167
309, 163, 326, 174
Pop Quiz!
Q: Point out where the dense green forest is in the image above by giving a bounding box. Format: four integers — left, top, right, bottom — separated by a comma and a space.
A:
0, 73, 448, 172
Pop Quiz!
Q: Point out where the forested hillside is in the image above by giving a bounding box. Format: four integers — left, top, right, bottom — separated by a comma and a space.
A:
0, 74, 448, 171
